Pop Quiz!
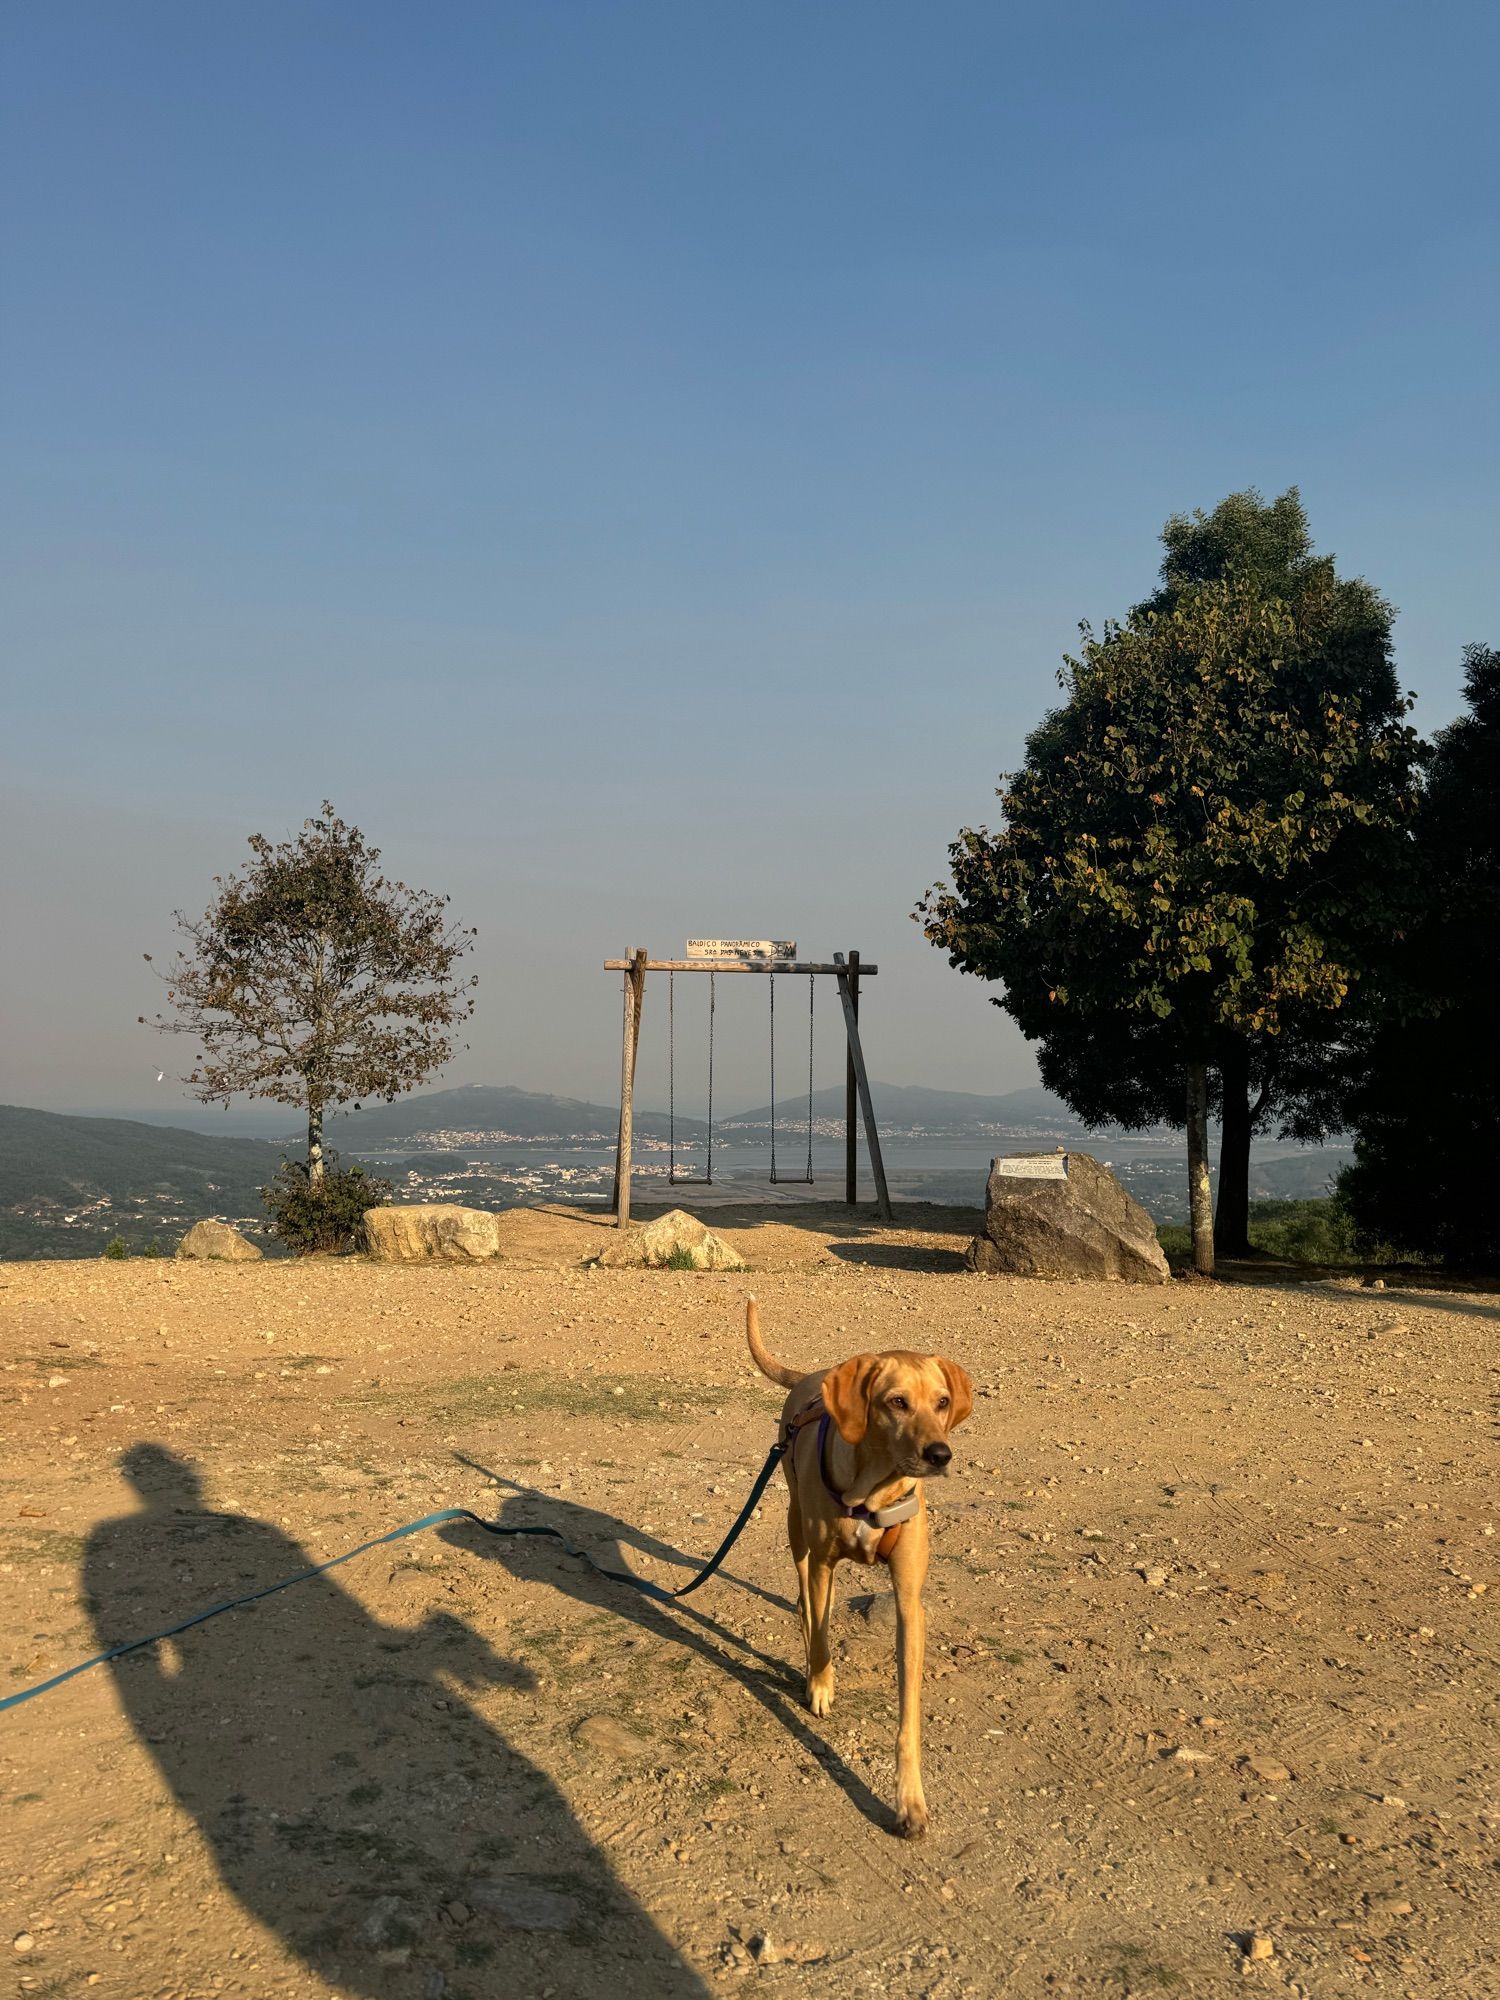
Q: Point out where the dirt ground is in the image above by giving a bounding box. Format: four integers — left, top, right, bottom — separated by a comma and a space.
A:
2, 1202, 1497, 2000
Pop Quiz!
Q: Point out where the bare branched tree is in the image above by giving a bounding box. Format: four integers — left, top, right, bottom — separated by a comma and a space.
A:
143, 805, 477, 1184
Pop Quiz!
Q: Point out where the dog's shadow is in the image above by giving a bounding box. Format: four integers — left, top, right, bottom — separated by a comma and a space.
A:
442, 1456, 898, 1835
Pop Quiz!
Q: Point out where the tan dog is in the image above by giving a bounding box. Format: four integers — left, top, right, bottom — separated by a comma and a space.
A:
747, 1298, 973, 1838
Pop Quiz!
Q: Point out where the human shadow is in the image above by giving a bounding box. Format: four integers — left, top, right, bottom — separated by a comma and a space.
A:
439, 1461, 897, 1836
84, 1445, 710, 2000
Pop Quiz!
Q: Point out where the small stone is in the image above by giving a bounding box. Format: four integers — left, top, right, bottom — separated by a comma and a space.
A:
1246, 1932, 1274, 1961
850, 1592, 898, 1630
13, 1933, 35, 1954
466, 1880, 582, 1932
1166, 1744, 1213, 1763
746, 1935, 826, 1966
1364, 1893, 1413, 1919
444, 1900, 470, 1925
176, 1219, 263, 1261
1138, 1565, 1169, 1588
598, 1209, 747, 1271
1243, 1756, 1291, 1784
1379, 1794, 1408, 1809
47, 1375, 68, 1389
571, 1714, 651, 1760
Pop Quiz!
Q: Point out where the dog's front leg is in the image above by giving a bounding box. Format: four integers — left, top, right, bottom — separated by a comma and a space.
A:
888, 1528, 928, 1838
803, 1555, 838, 1717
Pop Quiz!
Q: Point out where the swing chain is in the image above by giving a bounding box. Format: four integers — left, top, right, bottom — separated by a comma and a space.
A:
806, 971, 815, 1180
669, 968, 715, 1187
769, 970, 816, 1186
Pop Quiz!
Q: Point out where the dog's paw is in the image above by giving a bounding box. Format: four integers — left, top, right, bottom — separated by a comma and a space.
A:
895, 1805, 928, 1840
806, 1671, 836, 1717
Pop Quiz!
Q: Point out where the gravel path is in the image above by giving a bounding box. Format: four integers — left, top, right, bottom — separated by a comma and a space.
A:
2, 1235, 1496, 1998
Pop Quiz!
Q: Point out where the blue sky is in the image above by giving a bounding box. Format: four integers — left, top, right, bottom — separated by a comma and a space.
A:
3, 2, 1496, 1119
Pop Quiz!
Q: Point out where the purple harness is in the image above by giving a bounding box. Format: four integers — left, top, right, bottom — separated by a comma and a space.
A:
814, 1412, 920, 1531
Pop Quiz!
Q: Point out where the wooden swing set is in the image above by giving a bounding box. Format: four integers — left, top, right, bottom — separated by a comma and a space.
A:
603, 944, 892, 1227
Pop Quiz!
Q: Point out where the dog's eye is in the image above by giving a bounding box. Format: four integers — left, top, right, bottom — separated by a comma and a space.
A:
936, 1395, 950, 1411
889, 1395, 908, 1411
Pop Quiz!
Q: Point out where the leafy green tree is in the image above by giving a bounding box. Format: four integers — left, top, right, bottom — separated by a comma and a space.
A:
145, 805, 477, 1188
919, 553, 1419, 1274
1340, 646, 1500, 1266
1064, 490, 1413, 1253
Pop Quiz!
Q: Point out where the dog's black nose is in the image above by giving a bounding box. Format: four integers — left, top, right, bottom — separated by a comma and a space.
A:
923, 1441, 952, 1468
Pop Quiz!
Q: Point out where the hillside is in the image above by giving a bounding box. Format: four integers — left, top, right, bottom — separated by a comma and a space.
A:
723, 1080, 1080, 1131
325, 1083, 702, 1146
0, 1105, 292, 1258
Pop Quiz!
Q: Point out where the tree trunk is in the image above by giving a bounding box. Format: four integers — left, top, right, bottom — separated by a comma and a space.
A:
1214, 1037, 1253, 1259
1185, 1060, 1215, 1277
308, 1102, 325, 1189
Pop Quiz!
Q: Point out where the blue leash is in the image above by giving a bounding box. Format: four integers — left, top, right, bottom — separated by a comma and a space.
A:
1, 1441, 787, 1717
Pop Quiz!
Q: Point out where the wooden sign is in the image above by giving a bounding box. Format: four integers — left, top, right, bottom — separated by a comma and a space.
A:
994, 1154, 1069, 1180
686, 939, 797, 959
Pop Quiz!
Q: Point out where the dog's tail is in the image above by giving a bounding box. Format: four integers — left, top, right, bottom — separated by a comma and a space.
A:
745, 1298, 802, 1388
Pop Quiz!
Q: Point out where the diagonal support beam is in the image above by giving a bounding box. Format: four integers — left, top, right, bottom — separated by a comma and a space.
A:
833, 952, 892, 1221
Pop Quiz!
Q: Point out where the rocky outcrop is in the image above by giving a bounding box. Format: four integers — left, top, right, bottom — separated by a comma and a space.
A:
597, 1208, 747, 1271
176, 1219, 263, 1261
966, 1151, 1169, 1284
362, 1204, 503, 1261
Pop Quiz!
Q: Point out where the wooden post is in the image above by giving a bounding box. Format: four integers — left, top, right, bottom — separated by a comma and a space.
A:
834, 952, 892, 1221
844, 949, 860, 1204
612, 948, 647, 1227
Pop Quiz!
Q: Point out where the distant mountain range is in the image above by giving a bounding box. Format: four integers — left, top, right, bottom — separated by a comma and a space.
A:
723, 1081, 1079, 1131
0, 1104, 290, 1259
325, 1084, 703, 1145
326, 1080, 1077, 1143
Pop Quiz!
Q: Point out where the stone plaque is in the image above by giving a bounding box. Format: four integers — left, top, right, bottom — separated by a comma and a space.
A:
994, 1154, 1069, 1180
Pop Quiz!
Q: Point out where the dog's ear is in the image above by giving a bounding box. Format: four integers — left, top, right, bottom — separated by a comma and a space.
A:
822, 1354, 880, 1444
938, 1358, 974, 1430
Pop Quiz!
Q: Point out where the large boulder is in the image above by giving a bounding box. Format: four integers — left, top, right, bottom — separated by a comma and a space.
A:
598, 1208, 747, 1271
177, 1219, 262, 1261
967, 1151, 1169, 1284
362, 1204, 503, 1261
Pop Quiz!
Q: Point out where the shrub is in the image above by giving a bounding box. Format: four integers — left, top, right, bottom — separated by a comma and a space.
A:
102, 1235, 130, 1260
1159, 1194, 1396, 1269
261, 1155, 392, 1256
664, 1245, 699, 1271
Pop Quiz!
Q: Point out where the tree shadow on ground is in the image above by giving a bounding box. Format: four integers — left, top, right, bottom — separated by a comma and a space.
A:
439, 1462, 898, 1837
84, 1444, 710, 2000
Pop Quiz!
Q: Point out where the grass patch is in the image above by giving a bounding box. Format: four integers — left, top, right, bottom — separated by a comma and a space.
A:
1105, 1944, 1183, 1990
981, 1641, 1027, 1665
1158, 1195, 1399, 1267
356, 1370, 749, 1427
5, 1530, 85, 1566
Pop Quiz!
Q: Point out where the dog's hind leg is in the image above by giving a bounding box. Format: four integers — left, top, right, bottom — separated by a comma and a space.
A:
888, 1531, 929, 1838
788, 1498, 813, 1671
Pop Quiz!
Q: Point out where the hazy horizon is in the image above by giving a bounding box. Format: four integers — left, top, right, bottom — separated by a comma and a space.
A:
4, 4, 1495, 1123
